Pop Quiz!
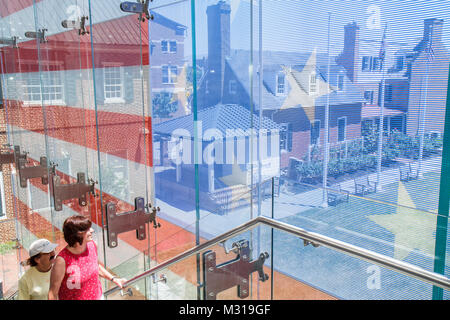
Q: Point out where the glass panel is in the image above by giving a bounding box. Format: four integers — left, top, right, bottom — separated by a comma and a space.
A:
0, 0, 54, 296
268, 228, 440, 300
264, 0, 450, 300
88, 0, 152, 287
149, 0, 197, 270
105, 220, 448, 301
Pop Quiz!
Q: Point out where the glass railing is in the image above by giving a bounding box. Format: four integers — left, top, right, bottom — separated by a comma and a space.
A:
104, 214, 449, 300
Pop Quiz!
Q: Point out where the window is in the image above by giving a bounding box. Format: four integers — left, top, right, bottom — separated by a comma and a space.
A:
24, 72, 64, 105
0, 172, 6, 220
229, 80, 237, 95
162, 40, 177, 53
362, 56, 371, 71
337, 74, 344, 91
277, 74, 285, 95
169, 41, 177, 53
161, 40, 168, 53
396, 56, 404, 70
338, 117, 347, 142
364, 90, 374, 104
280, 123, 293, 152
384, 84, 393, 102
104, 67, 123, 102
310, 120, 321, 145
162, 65, 178, 84
362, 56, 383, 72
309, 72, 317, 94
372, 57, 382, 71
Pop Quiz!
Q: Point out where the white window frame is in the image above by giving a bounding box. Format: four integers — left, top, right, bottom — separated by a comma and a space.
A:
337, 116, 347, 142
0, 172, 6, 220
23, 72, 65, 106
104, 66, 125, 104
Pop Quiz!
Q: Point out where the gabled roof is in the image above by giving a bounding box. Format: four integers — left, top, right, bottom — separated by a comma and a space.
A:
226, 49, 365, 110
153, 103, 281, 139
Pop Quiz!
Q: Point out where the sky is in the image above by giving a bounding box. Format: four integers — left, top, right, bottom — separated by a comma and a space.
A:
151, 0, 450, 58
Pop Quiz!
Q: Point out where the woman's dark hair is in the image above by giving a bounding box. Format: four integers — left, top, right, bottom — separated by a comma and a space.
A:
63, 215, 92, 247
25, 254, 41, 267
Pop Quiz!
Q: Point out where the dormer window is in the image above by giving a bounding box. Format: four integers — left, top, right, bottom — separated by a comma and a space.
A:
309, 72, 317, 94
276, 73, 285, 95
229, 80, 237, 95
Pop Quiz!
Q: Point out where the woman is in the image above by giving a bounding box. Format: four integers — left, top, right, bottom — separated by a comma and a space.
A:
48, 215, 126, 300
18, 238, 58, 300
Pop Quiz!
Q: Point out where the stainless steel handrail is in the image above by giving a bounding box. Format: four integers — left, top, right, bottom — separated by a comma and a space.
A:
104, 216, 450, 297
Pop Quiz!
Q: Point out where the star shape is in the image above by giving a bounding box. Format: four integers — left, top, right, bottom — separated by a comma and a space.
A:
281, 48, 334, 123
219, 161, 251, 208
170, 63, 191, 115
368, 182, 437, 261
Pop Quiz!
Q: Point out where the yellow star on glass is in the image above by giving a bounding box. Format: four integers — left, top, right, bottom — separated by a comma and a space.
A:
170, 63, 190, 115
281, 48, 334, 123
219, 161, 251, 207
368, 182, 437, 261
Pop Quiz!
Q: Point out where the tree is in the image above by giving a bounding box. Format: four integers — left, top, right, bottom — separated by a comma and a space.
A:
152, 91, 178, 118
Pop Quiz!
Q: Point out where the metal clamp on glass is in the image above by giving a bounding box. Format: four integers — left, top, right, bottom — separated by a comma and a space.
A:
18, 155, 51, 188
51, 172, 97, 211
120, 0, 154, 22
202, 240, 269, 300
61, 16, 89, 35
105, 197, 161, 248
0, 146, 17, 167
0, 36, 18, 48
24, 28, 47, 43
0, 145, 27, 169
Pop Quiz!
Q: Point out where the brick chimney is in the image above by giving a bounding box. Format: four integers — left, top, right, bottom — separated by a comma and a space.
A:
423, 18, 444, 44
336, 22, 360, 82
414, 18, 444, 53
206, 1, 231, 106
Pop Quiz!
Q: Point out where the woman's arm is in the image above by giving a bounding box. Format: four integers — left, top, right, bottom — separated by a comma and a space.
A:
98, 263, 126, 289
48, 256, 65, 300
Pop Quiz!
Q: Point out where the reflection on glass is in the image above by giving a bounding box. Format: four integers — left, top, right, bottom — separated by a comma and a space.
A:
0, 0, 449, 301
